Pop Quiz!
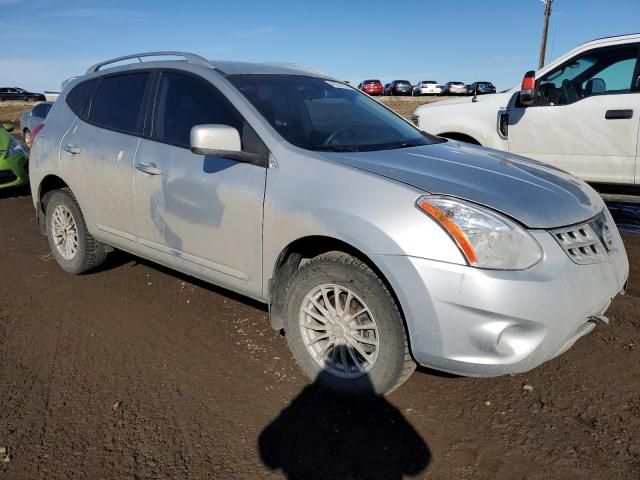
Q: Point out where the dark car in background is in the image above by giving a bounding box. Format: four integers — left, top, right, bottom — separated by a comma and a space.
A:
358, 79, 384, 96
384, 80, 413, 96
468, 81, 497, 95
441, 82, 468, 95
0, 87, 46, 102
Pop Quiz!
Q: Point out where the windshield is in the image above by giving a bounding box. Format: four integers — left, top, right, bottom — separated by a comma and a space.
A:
228, 74, 437, 152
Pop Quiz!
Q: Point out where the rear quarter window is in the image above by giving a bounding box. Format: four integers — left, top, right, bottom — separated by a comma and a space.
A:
66, 79, 98, 116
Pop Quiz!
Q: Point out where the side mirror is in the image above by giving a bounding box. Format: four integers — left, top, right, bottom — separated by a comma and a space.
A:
190, 124, 266, 167
519, 70, 536, 106
1, 122, 14, 132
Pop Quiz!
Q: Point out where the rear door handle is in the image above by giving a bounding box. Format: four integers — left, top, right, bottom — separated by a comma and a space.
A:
605, 109, 633, 120
135, 161, 163, 176
63, 144, 81, 154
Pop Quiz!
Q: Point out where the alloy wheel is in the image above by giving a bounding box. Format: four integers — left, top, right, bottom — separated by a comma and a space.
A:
51, 204, 79, 260
298, 284, 380, 378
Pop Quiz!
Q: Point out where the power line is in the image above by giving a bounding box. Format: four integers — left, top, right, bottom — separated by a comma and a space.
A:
538, 0, 554, 69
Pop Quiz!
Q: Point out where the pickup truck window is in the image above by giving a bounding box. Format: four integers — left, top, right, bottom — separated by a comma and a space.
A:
536, 44, 639, 106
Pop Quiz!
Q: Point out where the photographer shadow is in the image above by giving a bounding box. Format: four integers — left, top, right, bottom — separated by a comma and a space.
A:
259, 372, 430, 480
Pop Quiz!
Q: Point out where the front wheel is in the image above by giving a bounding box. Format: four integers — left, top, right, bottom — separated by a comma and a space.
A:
284, 251, 415, 396
45, 189, 107, 274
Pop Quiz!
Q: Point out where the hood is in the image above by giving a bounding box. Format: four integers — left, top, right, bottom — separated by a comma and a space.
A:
420, 91, 511, 108
322, 141, 603, 229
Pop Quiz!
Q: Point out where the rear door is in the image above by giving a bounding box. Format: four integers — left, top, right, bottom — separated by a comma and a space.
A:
132, 70, 267, 297
60, 71, 151, 242
507, 42, 640, 184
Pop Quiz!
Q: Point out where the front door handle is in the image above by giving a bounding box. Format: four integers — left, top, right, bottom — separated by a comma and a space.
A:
135, 161, 163, 176
63, 144, 81, 154
605, 109, 633, 120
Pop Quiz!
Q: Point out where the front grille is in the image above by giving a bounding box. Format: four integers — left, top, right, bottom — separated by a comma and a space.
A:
550, 211, 614, 265
0, 170, 17, 185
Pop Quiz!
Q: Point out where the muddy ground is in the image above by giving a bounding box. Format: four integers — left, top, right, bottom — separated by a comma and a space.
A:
1, 100, 640, 479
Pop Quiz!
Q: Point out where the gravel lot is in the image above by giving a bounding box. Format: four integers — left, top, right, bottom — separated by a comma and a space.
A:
1, 101, 640, 479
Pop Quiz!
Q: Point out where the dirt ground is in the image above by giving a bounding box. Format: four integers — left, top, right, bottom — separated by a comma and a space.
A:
2, 98, 640, 479
0, 102, 30, 141
1, 194, 640, 480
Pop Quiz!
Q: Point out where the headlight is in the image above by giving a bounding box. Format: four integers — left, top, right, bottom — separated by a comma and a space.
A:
416, 195, 542, 270
7, 137, 27, 157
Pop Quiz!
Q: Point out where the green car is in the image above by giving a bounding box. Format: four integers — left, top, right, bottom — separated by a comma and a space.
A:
0, 122, 29, 190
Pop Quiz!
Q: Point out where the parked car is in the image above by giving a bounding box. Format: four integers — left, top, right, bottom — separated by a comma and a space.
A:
413, 33, 640, 186
0, 123, 29, 190
468, 81, 496, 96
30, 51, 628, 396
358, 79, 384, 96
21, 101, 53, 147
412, 81, 442, 96
441, 82, 468, 95
0, 87, 46, 102
384, 80, 412, 96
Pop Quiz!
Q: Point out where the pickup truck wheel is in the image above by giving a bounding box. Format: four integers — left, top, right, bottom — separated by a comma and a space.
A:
45, 189, 107, 274
284, 251, 415, 396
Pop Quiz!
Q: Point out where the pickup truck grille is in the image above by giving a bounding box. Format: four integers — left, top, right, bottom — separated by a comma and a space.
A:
550, 212, 614, 265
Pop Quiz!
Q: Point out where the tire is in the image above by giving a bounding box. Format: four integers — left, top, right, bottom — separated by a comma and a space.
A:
283, 251, 415, 396
23, 129, 31, 148
45, 189, 107, 274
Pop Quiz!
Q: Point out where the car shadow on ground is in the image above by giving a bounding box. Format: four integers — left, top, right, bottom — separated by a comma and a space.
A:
258, 371, 431, 480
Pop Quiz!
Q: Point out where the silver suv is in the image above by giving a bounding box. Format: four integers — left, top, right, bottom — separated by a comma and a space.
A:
29, 52, 629, 395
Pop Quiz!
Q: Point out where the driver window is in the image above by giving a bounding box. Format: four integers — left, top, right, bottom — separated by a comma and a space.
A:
536, 44, 639, 106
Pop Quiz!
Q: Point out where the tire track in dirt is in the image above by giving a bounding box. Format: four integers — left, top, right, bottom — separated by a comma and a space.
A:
1, 193, 640, 479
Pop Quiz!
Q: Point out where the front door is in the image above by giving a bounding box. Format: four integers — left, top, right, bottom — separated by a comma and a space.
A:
132, 70, 267, 298
508, 42, 640, 184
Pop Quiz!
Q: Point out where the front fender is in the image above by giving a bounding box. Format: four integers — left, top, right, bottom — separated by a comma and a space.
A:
262, 145, 466, 300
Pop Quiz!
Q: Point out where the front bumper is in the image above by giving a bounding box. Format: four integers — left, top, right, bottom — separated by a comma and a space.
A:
0, 152, 29, 189
372, 226, 629, 377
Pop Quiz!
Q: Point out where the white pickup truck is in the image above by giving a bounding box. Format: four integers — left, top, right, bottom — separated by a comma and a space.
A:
413, 33, 640, 186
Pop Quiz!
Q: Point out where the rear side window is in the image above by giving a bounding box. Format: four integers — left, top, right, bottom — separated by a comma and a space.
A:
88, 72, 149, 135
66, 79, 97, 116
152, 72, 243, 148
32, 104, 45, 117
32, 104, 52, 118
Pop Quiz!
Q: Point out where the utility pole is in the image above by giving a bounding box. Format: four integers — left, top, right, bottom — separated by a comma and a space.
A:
538, 0, 553, 69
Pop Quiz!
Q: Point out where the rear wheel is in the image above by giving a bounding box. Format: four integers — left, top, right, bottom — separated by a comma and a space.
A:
284, 251, 415, 396
45, 189, 107, 274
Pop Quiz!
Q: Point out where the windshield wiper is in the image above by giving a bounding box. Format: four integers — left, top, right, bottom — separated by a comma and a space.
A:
379, 142, 424, 150
312, 145, 360, 152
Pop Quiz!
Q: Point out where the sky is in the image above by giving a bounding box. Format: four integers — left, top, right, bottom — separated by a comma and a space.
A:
1, 0, 639, 92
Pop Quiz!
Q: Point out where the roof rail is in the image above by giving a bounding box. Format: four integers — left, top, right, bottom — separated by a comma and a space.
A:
86, 51, 213, 74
